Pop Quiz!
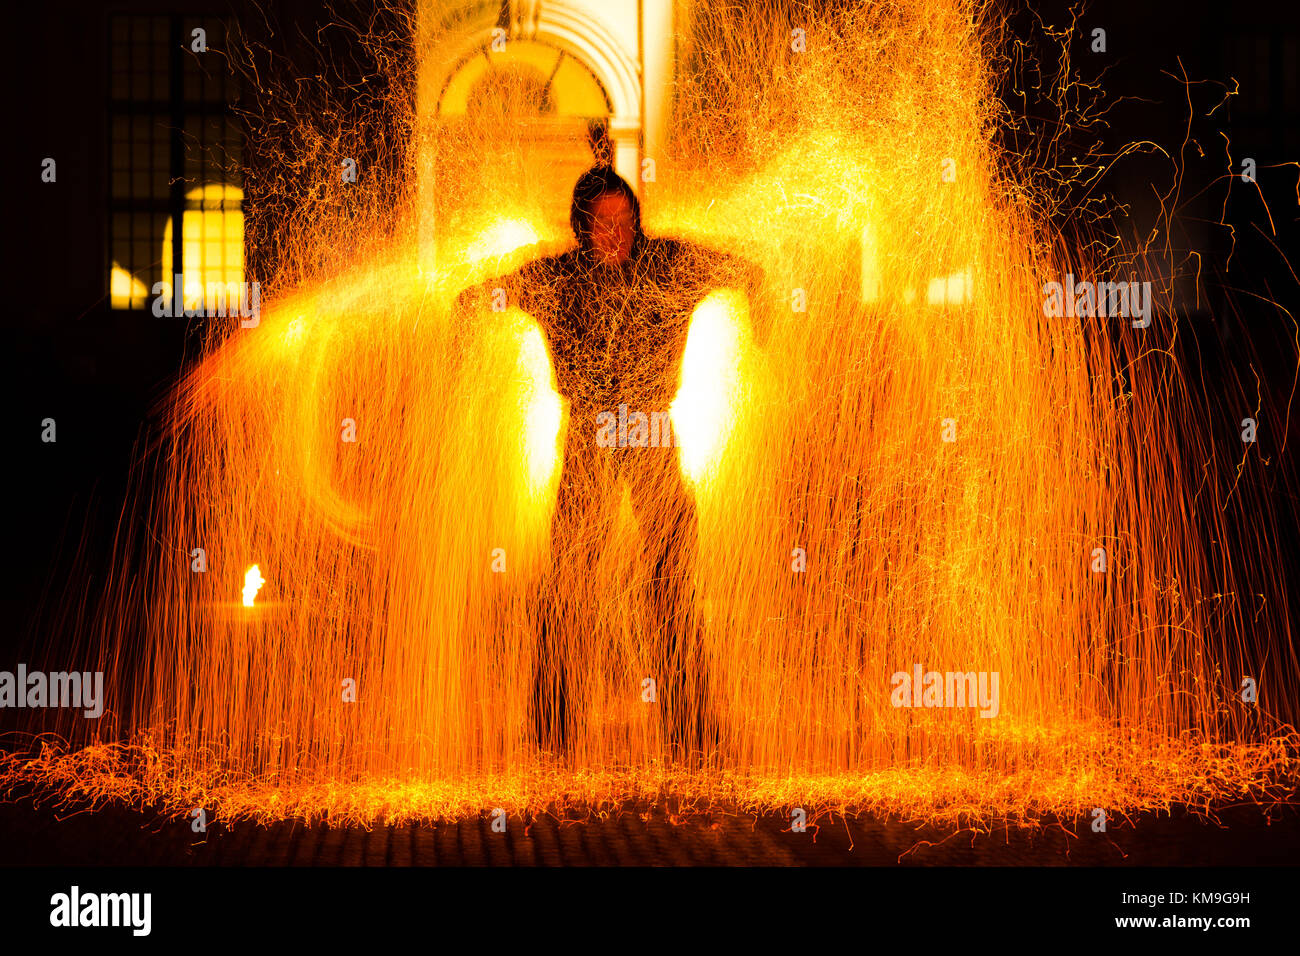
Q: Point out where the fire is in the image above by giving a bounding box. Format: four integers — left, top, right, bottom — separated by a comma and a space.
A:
465, 217, 545, 264
3, 0, 1296, 829
514, 316, 565, 499
671, 290, 746, 486
241, 565, 266, 608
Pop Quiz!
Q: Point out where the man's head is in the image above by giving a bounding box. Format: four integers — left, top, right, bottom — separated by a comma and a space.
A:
570, 165, 642, 266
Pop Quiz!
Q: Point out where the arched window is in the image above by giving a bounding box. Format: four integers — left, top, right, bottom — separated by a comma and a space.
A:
438, 39, 610, 119
433, 39, 613, 241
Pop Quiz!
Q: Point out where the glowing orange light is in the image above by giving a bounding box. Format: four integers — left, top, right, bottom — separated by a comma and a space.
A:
4, 0, 1295, 831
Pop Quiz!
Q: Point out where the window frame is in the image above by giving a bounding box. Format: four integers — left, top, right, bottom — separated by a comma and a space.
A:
107, 13, 244, 312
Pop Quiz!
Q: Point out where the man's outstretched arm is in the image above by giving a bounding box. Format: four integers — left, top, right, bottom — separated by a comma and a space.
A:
684, 242, 772, 348
454, 262, 537, 317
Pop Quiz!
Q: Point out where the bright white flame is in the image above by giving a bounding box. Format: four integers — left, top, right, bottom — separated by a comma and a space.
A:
242, 564, 266, 607
515, 320, 563, 497
672, 290, 745, 484
466, 217, 543, 263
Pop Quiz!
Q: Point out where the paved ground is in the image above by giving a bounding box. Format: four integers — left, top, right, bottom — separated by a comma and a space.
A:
2, 792, 1297, 865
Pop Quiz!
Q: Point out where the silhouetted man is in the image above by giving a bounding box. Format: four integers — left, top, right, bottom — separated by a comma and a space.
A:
457, 165, 765, 764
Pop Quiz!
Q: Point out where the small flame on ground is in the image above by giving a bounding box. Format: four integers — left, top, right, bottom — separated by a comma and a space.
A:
242, 565, 266, 607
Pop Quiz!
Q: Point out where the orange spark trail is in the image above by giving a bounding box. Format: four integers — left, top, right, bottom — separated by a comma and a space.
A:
3, 0, 1298, 830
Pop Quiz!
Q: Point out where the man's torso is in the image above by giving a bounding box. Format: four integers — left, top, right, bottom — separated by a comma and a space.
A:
518, 237, 712, 415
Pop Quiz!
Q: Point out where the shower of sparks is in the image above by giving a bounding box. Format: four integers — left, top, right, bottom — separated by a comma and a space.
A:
3, 0, 1298, 830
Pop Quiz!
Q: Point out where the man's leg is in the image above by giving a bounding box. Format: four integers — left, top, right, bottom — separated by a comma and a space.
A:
532, 582, 569, 756
535, 481, 578, 757
534, 435, 613, 758
633, 456, 715, 766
